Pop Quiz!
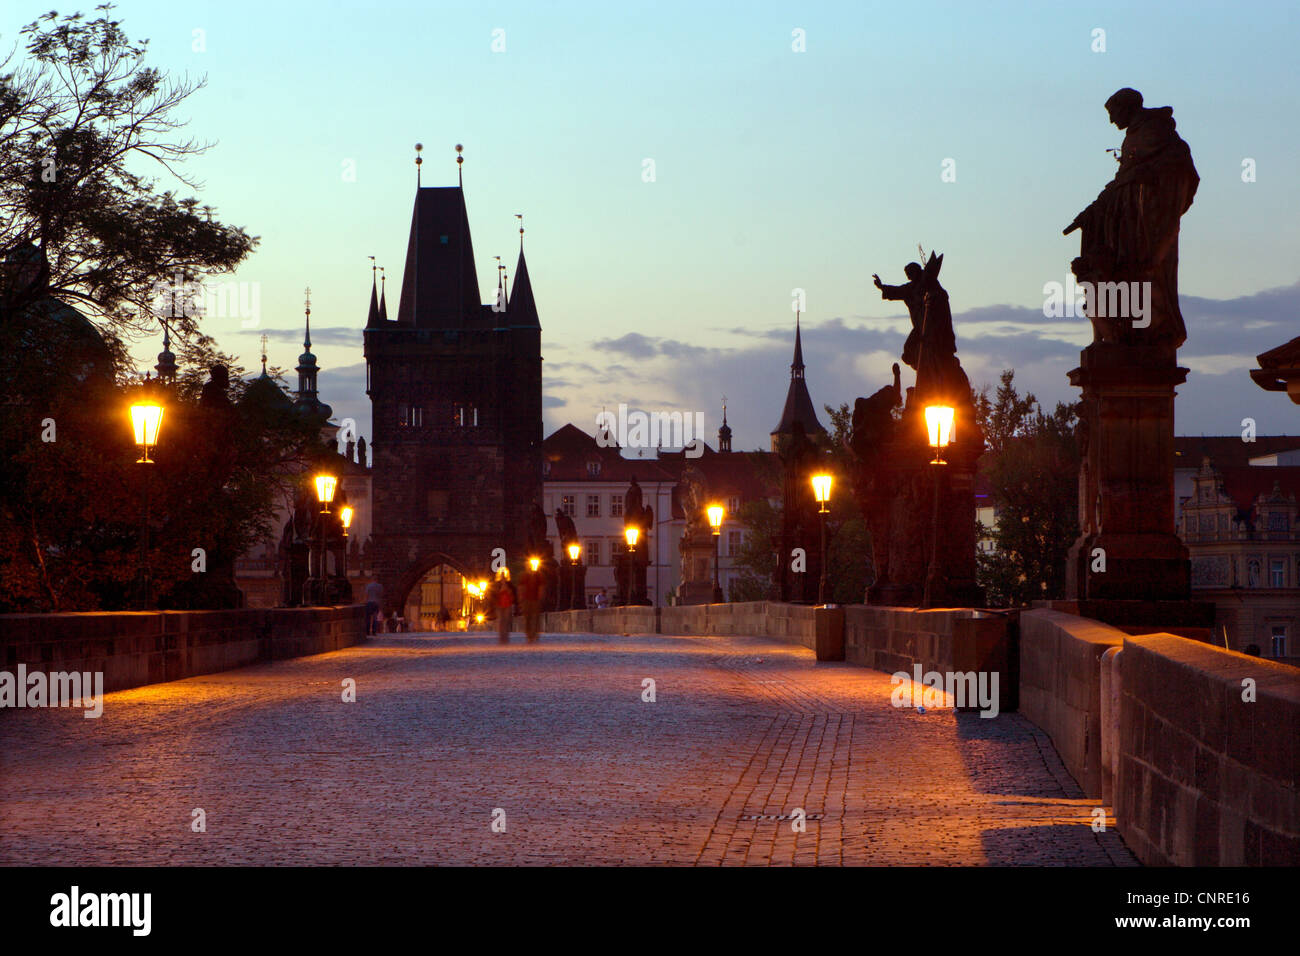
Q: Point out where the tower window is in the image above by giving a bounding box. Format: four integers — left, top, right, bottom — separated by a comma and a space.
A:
399, 404, 422, 428
453, 402, 478, 427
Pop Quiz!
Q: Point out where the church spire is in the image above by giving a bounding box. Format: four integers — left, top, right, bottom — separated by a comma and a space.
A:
378, 267, 388, 321
154, 320, 177, 383
718, 396, 732, 453
510, 243, 539, 329
791, 309, 805, 379
770, 312, 824, 450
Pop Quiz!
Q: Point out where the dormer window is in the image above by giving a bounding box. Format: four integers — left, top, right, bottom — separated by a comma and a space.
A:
542, 460, 551, 477
586, 460, 601, 477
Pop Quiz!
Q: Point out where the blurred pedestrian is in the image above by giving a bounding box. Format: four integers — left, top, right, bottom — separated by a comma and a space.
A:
493, 572, 517, 644
363, 579, 383, 635
520, 565, 546, 643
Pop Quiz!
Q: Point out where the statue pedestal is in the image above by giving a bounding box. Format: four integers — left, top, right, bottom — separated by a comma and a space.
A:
1066, 343, 1190, 600
678, 529, 717, 605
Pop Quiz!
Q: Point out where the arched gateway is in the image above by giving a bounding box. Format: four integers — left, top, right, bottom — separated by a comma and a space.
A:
363, 165, 543, 625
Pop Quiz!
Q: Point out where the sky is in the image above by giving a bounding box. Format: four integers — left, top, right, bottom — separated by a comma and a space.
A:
13, 0, 1300, 449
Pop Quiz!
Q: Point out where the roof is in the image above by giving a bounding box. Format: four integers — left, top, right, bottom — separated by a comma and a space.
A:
394, 187, 481, 328
541, 424, 677, 483
1252, 335, 1300, 392
770, 320, 825, 438
1215, 465, 1300, 524
508, 248, 540, 329
1175, 435, 1300, 470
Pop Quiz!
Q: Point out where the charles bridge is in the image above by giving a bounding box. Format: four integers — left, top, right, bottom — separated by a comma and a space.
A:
1, 599, 1295, 866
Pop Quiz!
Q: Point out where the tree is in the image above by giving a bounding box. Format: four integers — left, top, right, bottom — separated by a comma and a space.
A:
0, 5, 255, 354
974, 370, 1080, 606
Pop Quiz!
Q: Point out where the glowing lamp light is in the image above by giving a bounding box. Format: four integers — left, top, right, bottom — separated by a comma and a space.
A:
314, 474, 338, 512
706, 504, 725, 534
475, 613, 485, 624
811, 473, 833, 514
477, 578, 488, 593
924, 405, 956, 464
340, 506, 354, 532
625, 526, 640, 548
528, 556, 541, 572
567, 543, 582, 563
130, 401, 164, 463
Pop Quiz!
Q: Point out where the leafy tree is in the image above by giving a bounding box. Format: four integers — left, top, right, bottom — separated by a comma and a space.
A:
0, 5, 256, 354
974, 370, 1080, 606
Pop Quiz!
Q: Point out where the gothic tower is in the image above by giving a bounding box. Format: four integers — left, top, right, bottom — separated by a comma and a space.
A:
364, 175, 543, 612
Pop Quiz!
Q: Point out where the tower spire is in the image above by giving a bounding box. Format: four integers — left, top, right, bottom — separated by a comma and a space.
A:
415, 143, 423, 187
260, 333, 268, 375
516, 213, 524, 249
791, 309, 805, 379
303, 286, 312, 350
366, 256, 380, 326
718, 395, 732, 453
456, 143, 464, 187
378, 267, 387, 321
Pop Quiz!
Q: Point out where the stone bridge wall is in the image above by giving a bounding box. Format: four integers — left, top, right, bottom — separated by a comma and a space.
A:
1, 605, 367, 695
1020, 609, 1300, 864
1116, 634, 1300, 865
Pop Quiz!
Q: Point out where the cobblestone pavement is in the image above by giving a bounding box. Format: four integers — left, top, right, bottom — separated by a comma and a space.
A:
0, 631, 1136, 866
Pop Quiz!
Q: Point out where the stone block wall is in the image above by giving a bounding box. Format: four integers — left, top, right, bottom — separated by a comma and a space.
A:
1116, 634, 1300, 865
1, 606, 367, 695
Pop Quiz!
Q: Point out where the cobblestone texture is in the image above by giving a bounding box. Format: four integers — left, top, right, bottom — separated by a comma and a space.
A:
0, 630, 1137, 866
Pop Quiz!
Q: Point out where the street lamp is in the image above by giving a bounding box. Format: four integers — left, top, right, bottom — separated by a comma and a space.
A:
707, 504, 725, 603
130, 401, 164, 464
924, 405, 955, 465
528, 556, 541, 572
315, 473, 338, 513
305, 473, 338, 604
567, 542, 584, 610
923, 404, 955, 608
129, 396, 165, 608
811, 473, 832, 605
623, 525, 640, 605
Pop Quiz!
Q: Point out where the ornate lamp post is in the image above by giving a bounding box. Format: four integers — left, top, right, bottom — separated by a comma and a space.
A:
305, 472, 337, 605
567, 542, 585, 610
922, 405, 955, 608
130, 395, 165, 608
624, 525, 640, 605
811, 473, 832, 605
707, 504, 725, 603
340, 505, 353, 579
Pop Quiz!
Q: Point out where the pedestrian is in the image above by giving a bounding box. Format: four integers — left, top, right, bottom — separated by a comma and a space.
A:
594, 587, 609, 609
363, 579, 383, 635
519, 565, 546, 643
493, 572, 517, 644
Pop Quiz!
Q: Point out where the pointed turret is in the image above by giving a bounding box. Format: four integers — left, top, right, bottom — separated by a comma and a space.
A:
296, 287, 333, 421
378, 269, 389, 321
510, 247, 540, 329
395, 186, 481, 328
718, 399, 732, 453
154, 322, 177, 383
770, 312, 824, 451
365, 271, 380, 328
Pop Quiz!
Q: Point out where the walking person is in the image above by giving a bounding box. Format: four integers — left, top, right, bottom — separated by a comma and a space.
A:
493, 572, 517, 644
364, 579, 383, 636
520, 565, 546, 644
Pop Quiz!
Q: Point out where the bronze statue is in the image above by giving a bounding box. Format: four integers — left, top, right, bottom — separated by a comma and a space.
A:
1064, 88, 1199, 347
553, 508, 578, 550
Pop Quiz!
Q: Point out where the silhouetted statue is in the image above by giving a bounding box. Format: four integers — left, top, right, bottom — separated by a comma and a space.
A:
625, 476, 644, 525
553, 508, 578, 549
200, 364, 231, 408
1064, 87, 1199, 348
356, 436, 367, 467
874, 253, 967, 403
848, 363, 902, 463
527, 501, 549, 551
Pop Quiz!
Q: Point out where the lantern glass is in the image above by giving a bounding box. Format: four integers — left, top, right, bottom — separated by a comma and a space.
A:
528, 556, 540, 572
567, 543, 582, 562
625, 526, 640, 548
925, 405, 955, 450
706, 504, 724, 533
340, 506, 354, 530
315, 474, 338, 506
811, 473, 833, 504
131, 402, 164, 459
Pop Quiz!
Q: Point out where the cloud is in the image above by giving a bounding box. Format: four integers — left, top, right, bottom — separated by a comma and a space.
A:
260, 326, 361, 346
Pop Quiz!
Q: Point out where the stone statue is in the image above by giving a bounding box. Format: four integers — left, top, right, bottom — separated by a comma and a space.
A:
848, 363, 902, 462
553, 508, 578, 550
200, 364, 231, 409
678, 462, 708, 534
527, 501, 549, 552
873, 253, 969, 404
625, 476, 644, 525
1064, 87, 1199, 348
